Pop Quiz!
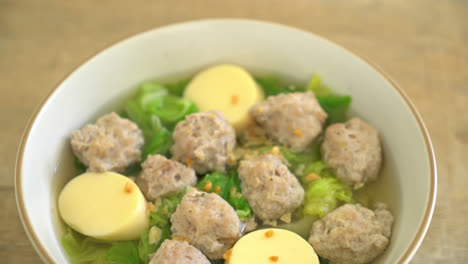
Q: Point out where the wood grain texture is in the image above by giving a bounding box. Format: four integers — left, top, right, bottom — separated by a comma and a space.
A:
1, 0, 467, 262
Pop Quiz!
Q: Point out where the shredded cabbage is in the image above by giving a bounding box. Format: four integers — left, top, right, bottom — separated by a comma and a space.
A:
73, 157, 87, 176
61, 228, 111, 264
164, 78, 191, 97
196, 171, 252, 218
319, 255, 330, 264
306, 74, 352, 125
124, 81, 197, 161
306, 74, 333, 97
302, 161, 354, 218
138, 190, 186, 263
137, 230, 158, 264
255, 76, 301, 96
105, 241, 139, 264
280, 146, 321, 176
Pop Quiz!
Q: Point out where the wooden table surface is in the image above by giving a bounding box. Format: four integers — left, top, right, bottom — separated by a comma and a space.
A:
1, 0, 467, 263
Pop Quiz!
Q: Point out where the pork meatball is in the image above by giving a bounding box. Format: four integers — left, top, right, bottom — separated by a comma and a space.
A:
238, 154, 304, 221
70, 112, 144, 173
171, 111, 236, 174
149, 239, 210, 264
249, 92, 327, 152
321, 117, 382, 188
309, 203, 394, 264
170, 188, 242, 259
136, 154, 196, 200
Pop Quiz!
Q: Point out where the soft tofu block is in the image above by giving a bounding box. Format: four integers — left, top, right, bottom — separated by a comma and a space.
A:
184, 64, 264, 132
228, 228, 319, 264
58, 172, 149, 240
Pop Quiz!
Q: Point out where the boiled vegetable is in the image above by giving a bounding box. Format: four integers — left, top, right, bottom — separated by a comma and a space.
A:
302, 162, 354, 217
164, 78, 191, 97
196, 171, 252, 218
255, 76, 303, 96
61, 228, 110, 264
280, 145, 321, 175
138, 190, 186, 263
105, 241, 140, 264
124, 81, 198, 160
306, 74, 333, 97
306, 74, 352, 125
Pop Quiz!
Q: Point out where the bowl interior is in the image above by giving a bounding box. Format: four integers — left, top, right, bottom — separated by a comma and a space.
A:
16, 19, 435, 264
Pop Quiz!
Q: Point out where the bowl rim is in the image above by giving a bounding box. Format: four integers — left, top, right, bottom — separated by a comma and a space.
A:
14, 18, 437, 264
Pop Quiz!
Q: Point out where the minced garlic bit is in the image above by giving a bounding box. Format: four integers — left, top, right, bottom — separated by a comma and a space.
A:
354, 182, 364, 190
203, 181, 212, 192
230, 187, 243, 198
172, 236, 190, 243
197, 151, 206, 161
295, 164, 305, 176
154, 198, 162, 209
269, 256, 279, 262
280, 213, 291, 223
90, 140, 100, 149
231, 95, 239, 105
294, 128, 303, 137
215, 185, 221, 194
264, 229, 274, 238
269, 146, 280, 156
186, 156, 193, 168
124, 181, 133, 193
305, 173, 321, 182
223, 248, 233, 261
263, 219, 277, 227
146, 202, 156, 213
227, 152, 237, 166
230, 187, 237, 196
149, 226, 162, 245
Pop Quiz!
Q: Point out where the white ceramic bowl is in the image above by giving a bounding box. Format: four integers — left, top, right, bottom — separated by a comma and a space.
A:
15, 19, 436, 264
